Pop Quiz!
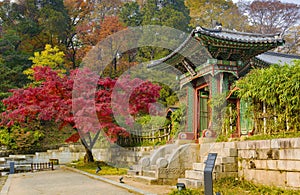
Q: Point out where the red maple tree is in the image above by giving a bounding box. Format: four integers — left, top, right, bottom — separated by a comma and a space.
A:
1, 66, 161, 162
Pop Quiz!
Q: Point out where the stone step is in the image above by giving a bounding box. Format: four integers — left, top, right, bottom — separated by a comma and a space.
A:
142, 170, 156, 178
192, 163, 205, 171
185, 170, 204, 180
150, 165, 157, 170
185, 169, 238, 181
192, 162, 235, 173
133, 175, 159, 185
200, 147, 238, 157
127, 169, 140, 176
177, 178, 203, 189
200, 156, 238, 165
131, 165, 141, 169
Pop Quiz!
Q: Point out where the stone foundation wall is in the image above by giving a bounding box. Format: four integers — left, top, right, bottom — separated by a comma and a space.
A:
93, 146, 155, 167
194, 137, 300, 190
237, 138, 300, 189
0, 145, 155, 168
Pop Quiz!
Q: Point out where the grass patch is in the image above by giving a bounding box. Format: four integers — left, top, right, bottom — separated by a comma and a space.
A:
244, 131, 300, 141
169, 177, 299, 195
67, 159, 127, 176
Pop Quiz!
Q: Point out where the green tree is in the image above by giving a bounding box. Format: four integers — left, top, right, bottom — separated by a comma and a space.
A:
0, 30, 31, 99
0, 124, 44, 152
185, 0, 248, 30
141, 0, 190, 32
38, 0, 70, 45
119, 2, 142, 27
119, 0, 190, 62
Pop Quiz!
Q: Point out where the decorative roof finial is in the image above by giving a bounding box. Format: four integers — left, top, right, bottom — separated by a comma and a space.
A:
215, 22, 222, 31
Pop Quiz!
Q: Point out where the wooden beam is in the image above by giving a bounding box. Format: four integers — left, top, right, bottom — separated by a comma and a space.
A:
182, 59, 196, 76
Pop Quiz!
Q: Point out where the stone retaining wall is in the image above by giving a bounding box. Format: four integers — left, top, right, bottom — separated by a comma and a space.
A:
237, 138, 300, 189
93, 146, 155, 167
182, 137, 300, 190
0, 145, 155, 169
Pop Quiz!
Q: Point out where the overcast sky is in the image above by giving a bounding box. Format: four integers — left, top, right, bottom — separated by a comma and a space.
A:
232, 0, 300, 4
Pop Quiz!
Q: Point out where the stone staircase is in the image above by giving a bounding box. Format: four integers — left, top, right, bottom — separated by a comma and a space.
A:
128, 143, 200, 185
178, 142, 238, 188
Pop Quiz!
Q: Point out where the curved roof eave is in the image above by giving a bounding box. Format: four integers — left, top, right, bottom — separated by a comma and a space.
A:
147, 30, 198, 69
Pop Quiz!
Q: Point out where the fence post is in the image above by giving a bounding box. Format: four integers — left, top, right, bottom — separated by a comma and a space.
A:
167, 125, 171, 141
51, 162, 54, 170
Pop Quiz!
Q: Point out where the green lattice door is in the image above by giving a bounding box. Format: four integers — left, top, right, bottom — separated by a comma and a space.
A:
198, 90, 209, 133
240, 99, 253, 135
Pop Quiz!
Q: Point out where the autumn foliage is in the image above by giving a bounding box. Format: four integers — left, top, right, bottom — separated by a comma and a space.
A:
1, 66, 161, 144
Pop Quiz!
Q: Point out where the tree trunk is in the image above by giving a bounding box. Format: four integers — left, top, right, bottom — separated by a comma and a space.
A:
81, 138, 94, 163
83, 146, 94, 163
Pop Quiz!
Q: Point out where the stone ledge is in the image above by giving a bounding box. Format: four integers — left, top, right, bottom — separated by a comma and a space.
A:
177, 178, 203, 189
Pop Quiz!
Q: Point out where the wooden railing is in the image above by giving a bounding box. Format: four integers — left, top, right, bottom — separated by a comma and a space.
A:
117, 125, 172, 147
31, 162, 54, 172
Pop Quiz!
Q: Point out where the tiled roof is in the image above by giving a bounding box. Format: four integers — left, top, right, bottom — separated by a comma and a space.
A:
194, 26, 284, 44
148, 27, 286, 71
256, 52, 300, 65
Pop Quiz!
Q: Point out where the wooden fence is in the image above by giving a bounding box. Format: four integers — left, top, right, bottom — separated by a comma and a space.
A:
116, 125, 172, 147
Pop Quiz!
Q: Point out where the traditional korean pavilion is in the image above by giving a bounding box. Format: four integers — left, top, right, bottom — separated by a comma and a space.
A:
147, 26, 299, 140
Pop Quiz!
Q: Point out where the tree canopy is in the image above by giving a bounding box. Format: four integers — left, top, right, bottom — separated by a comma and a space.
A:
238, 0, 300, 34
1, 66, 161, 161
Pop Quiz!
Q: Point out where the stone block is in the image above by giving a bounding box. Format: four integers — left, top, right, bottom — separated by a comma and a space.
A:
142, 170, 156, 178
255, 149, 272, 160
256, 140, 271, 149
279, 149, 300, 160
198, 138, 216, 145
127, 170, 140, 176
271, 138, 300, 149
8, 155, 26, 159
177, 178, 203, 189
266, 160, 277, 170
223, 142, 237, 149
185, 170, 204, 180
222, 148, 238, 157
216, 157, 237, 164
237, 141, 249, 150
251, 160, 267, 170
241, 169, 287, 187
133, 175, 159, 185
221, 164, 238, 172
193, 163, 205, 171
158, 168, 185, 179
286, 172, 300, 188
199, 142, 227, 155
277, 160, 300, 172
237, 140, 271, 150
214, 164, 222, 173
238, 149, 257, 159
214, 172, 238, 180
